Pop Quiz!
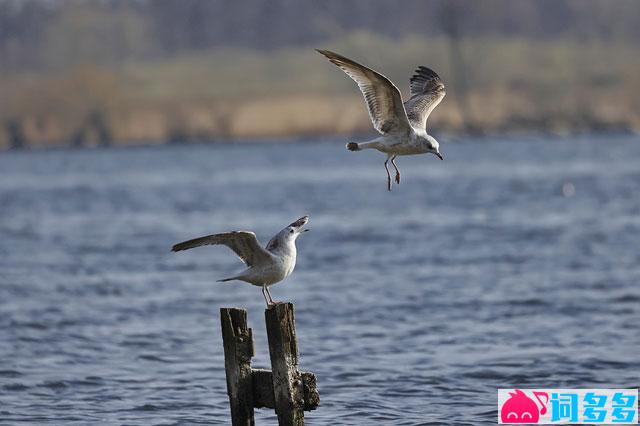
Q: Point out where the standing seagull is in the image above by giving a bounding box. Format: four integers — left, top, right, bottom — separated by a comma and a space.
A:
171, 216, 309, 307
317, 49, 445, 191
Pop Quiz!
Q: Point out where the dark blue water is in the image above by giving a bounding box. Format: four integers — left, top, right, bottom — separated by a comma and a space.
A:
1, 135, 639, 425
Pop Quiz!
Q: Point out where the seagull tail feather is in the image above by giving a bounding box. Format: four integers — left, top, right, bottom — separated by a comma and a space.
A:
346, 142, 361, 151
217, 277, 236, 283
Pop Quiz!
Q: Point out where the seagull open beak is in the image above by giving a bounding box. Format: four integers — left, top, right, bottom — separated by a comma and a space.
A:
289, 215, 309, 227
289, 215, 309, 234
436, 152, 444, 160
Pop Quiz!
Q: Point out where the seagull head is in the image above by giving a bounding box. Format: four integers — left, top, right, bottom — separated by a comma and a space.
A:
424, 134, 443, 160
283, 215, 309, 240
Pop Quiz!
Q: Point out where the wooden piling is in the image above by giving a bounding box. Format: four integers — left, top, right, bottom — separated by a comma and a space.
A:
265, 303, 306, 426
220, 308, 255, 426
220, 304, 319, 425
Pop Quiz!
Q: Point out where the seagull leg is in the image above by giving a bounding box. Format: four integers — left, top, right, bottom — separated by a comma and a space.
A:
384, 157, 392, 191
391, 155, 400, 184
265, 286, 279, 306
262, 285, 271, 307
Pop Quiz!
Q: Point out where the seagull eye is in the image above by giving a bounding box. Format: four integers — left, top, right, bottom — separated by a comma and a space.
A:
289, 229, 294, 233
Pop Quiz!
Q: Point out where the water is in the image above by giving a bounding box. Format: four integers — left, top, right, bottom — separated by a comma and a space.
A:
1, 135, 639, 425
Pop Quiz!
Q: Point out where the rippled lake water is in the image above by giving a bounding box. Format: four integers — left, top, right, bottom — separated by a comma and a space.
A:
1, 135, 639, 425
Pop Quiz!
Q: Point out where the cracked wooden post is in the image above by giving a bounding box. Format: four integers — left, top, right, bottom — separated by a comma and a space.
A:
221, 304, 319, 425
220, 308, 255, 426
265, 303, 305, 426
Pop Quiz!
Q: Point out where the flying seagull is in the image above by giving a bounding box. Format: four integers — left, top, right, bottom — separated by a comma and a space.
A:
317, 49, 445, 191
171, 216, 309, 307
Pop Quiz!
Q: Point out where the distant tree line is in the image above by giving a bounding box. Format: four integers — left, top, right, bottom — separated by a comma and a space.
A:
1, 0, 640, 72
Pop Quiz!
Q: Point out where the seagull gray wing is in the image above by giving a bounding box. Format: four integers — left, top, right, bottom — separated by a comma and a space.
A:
171, 231, 272, 267
317, 49, 411, 135
404, 66, 446, 131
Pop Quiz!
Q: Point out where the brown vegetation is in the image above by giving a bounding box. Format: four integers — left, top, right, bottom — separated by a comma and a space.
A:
2, 33, 639, 149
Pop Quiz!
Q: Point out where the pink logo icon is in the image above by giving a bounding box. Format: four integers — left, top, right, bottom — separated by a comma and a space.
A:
501, 389, 548, 423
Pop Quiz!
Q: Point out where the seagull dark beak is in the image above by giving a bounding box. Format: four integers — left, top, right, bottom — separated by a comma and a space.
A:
436, 152, 444, 160
289, 215, 309, 228
303, 229, 310, 232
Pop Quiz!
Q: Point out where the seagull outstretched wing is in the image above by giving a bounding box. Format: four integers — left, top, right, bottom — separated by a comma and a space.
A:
317, 49, 411, 135
403, 66, 446, 131
171, 231, 272, 267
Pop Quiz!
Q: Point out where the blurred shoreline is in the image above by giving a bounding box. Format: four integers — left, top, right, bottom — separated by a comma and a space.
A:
2, 129, 637, 154
2, 2, 640, 150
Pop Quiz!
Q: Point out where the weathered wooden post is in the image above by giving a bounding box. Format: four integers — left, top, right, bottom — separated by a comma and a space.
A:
220, 304, 319, 425
220, 308, 255, 425
265, 303, 305, 426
